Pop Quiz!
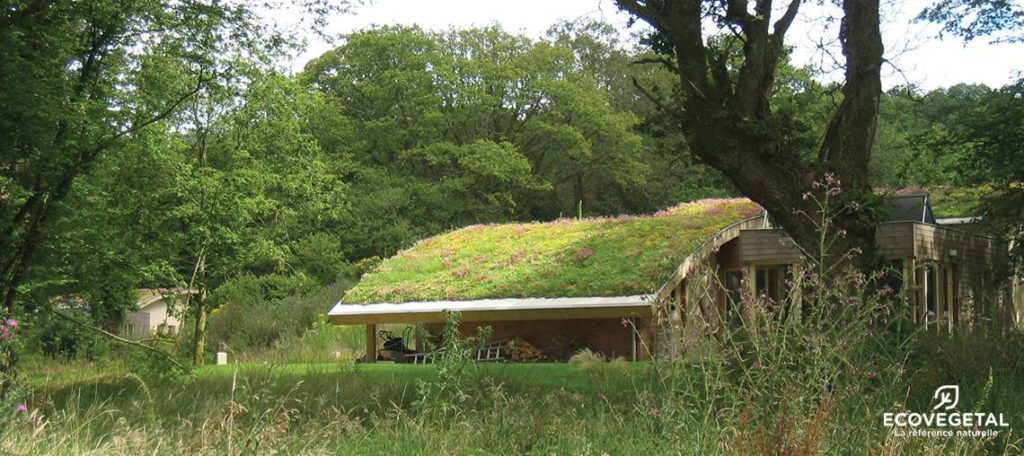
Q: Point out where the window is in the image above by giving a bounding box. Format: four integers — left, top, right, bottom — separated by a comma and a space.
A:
755, 265, 791, 303
723, 270, 743, 308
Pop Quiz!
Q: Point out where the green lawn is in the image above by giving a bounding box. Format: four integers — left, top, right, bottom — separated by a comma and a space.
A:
14, 360, 668, 454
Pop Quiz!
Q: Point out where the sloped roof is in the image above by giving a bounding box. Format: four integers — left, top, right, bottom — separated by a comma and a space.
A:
883, 193, 936, 224
136, 288, 197, 309
342, 198, 763, 304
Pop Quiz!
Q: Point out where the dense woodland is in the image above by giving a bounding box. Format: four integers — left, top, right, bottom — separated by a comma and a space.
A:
1, 5, 1022, 361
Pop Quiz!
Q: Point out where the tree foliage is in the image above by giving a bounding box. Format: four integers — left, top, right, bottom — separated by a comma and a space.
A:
615, 0, 886, 265
302, 25, 730, 259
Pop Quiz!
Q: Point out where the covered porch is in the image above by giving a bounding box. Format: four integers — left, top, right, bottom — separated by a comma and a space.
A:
328, 295, 656, 362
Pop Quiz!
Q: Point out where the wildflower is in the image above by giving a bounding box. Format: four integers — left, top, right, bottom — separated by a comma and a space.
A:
15, 403, 27, 413
0, 326, 8, 341
4, 318, 14, 328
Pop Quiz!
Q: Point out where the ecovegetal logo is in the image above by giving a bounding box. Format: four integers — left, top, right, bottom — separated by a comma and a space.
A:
932, 385, 959, 411
883, 384, 1009, 439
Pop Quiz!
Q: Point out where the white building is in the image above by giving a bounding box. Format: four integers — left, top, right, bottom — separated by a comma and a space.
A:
126, 288, 196, 335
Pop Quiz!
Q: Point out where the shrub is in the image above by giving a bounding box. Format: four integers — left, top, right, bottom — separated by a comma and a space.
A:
244, 316, 366, 364
567, 348, 605, 370
206, 281, 353, 356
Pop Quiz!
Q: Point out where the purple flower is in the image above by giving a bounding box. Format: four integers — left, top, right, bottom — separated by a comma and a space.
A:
5, 318, 15, 328
15, 403, 27, 413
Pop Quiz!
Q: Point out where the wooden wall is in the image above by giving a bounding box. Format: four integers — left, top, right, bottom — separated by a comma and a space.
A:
729, 222, 1011, 330
736, 229, 802, 264
876, 222, 915, 259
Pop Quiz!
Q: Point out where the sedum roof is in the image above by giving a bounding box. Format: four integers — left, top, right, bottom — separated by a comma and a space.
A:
342, 198, 762, 304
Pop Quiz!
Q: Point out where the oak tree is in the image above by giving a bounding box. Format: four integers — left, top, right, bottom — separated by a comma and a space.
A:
615, 0, 885, 262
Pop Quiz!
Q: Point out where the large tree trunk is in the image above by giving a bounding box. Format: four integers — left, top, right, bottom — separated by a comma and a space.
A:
617, 0, 884, 266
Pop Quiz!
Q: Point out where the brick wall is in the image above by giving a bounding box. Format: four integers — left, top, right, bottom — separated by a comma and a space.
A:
455, 317, 654, 361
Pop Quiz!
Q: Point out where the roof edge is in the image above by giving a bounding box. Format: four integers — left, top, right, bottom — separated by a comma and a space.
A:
330, 294, 651, 316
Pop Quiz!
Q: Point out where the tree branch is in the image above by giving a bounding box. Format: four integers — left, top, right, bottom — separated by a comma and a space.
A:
772, 0, 803, 44
42, 304, 188, 372
632, 77, 686, 119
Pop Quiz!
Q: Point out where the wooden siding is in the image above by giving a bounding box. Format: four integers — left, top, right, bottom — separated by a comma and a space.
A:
912, 223, 1005, 267
736, 229, 802, 264
876, 222, 915, 259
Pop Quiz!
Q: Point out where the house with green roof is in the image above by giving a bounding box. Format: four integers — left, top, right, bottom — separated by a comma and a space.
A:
330, 196, 1014, 363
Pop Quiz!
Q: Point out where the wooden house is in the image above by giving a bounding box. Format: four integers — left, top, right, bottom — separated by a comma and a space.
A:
329, 195, 1015, 362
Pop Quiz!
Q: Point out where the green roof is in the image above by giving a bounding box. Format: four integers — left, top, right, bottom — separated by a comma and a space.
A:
343, 198, 763, 303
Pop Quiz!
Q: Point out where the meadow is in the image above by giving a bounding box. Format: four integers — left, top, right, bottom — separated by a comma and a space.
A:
4, 323, 1023, 455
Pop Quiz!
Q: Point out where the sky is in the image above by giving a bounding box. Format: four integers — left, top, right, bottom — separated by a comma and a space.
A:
279, 0, 1023, 91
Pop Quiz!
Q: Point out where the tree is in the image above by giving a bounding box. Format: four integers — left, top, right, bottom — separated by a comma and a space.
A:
0, 1, 347, 374
302, 26, 667, 257
871, 84, 991, 187
955, 80, 1024, 264
615, 0, 885, 263
919, 0, 1024, 43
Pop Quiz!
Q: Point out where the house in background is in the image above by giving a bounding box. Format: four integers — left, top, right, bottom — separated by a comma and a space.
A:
127, 288, 197, 336
672, 193, 1014, 340
330, 195, 1017, 362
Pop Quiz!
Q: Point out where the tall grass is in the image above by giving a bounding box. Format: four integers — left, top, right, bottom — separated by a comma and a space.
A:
6, 323, 1024, 454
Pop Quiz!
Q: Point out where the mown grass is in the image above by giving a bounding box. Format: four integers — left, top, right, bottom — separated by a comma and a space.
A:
344, 198, 762, 303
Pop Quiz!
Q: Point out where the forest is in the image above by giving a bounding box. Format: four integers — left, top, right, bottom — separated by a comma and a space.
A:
1, 0, 1023, 453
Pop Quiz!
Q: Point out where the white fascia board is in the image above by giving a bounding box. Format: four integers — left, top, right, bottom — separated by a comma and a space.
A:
329, 295, 651, 317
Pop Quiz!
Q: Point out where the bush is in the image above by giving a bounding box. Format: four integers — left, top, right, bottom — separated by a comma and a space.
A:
207, 281, 353, 356
245, 316, 366, 364
21, 310, 112, 362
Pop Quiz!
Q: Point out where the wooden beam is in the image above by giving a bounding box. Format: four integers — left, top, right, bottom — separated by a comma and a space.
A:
790, 262, 803, 322
947, 263, 956, 332
938, 264, 944, 330
365, 324, 376, 363
905, 258, 917, 324
747, 264, 758, 297
921, 265, 929, 329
